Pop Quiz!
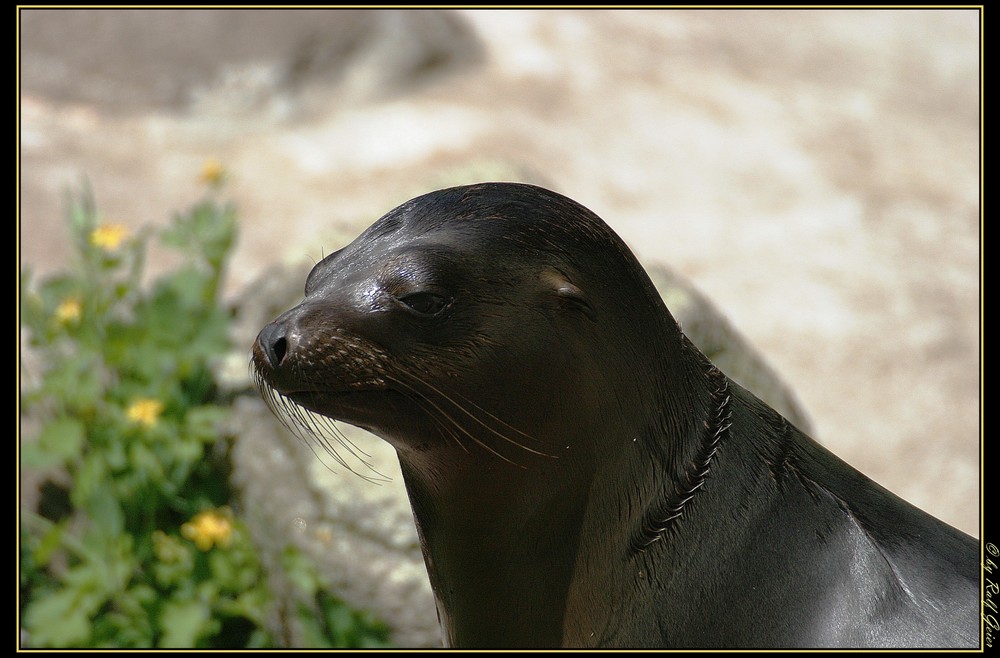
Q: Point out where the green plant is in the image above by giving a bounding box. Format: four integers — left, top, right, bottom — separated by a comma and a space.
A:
19, 172, 391, 649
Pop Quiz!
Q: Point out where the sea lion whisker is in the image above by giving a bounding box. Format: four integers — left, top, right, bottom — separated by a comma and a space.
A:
388, 374, 525, 466
280, 396, 361, 469
391, 369, 555, 460
430, 414, 473, 455
436, 382, 548, 447
404, 387, 473, 454
290, 401, 390, 482
311, 407, 378, 462
251, 363, 389, 482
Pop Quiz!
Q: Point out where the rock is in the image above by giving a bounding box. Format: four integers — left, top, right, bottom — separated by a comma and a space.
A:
19, 8, 481, 116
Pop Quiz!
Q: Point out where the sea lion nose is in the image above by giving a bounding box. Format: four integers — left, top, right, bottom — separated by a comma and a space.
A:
256, 321, 289, 369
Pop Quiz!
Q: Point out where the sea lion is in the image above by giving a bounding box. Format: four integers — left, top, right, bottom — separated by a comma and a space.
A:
251, 182, 980, 648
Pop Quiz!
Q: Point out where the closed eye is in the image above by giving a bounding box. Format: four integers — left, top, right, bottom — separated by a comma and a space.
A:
398, 291, 450, 316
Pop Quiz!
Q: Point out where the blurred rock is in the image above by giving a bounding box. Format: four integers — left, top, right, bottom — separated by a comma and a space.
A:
19, 8, 482, 116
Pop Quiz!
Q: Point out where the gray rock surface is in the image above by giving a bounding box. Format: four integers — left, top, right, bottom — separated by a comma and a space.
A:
20, 9, 480, 114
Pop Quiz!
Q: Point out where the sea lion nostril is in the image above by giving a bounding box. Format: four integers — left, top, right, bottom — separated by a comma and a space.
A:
258, 322, 289, 368
271, 336, 287, 366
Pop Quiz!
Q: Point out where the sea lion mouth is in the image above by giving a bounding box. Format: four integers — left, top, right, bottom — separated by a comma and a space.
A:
283, 387, 411, 425
250, 360, 397, 482
249, 345, 401, 424
251, 340, 557, 476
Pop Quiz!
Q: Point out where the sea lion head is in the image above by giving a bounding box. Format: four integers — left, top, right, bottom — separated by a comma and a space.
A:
252, 182, 703, 478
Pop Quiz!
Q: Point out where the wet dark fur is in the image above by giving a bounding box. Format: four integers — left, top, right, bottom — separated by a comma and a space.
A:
252, 183, 980, 648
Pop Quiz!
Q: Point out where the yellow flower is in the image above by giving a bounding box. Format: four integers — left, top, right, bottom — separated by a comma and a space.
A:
199, 158, 227, 187
126, 398, 164, 427
181, 509, 233, 551
55, 298, 82, 324
90, 223, 130, 251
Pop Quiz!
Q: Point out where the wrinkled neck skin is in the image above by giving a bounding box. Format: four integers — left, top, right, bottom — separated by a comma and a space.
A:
391, 334, 716, 648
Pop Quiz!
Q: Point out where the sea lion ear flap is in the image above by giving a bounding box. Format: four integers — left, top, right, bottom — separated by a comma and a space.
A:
540, 267, 596, 322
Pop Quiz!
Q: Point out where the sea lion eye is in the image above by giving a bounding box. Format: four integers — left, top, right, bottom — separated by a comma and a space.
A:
398, 291, 449, 316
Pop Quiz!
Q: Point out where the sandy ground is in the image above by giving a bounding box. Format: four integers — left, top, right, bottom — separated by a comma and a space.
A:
19, 8, 981, 541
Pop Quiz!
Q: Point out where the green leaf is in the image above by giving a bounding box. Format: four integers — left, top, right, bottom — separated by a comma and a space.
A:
23, 417, 85, 468
39, 353, 104, 412
128, 442, 164, 483
29, 518, 68, 567
184, 406, 228, 441
72, 452, 109, 510
23, 588, 92, 647
20, 442, 54, 470
317, 591, 392, 648
84, 484, 124, 538
293, 600, 334, 649
279, 546, 320, 597
157, 599, 213, 648
65, 182, 98, 244
155, 266, 210, 314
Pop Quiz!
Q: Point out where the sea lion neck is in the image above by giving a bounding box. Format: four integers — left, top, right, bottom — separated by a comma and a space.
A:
398, 451, 592, 648
390, 332, 715, 648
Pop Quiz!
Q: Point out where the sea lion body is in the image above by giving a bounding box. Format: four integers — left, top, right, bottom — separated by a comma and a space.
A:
252, 183, 979, 648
